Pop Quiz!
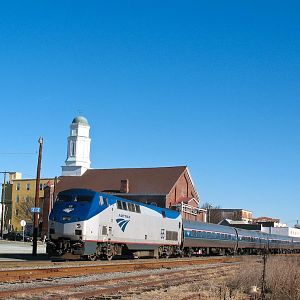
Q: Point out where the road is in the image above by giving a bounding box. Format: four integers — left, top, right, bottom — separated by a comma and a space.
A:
0, 239, 47, 261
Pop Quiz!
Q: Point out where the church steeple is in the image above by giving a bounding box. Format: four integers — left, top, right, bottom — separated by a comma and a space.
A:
61, 116, 91, 176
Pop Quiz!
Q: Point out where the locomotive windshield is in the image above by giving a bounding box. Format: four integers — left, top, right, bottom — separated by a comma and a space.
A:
56, 194, 93, 202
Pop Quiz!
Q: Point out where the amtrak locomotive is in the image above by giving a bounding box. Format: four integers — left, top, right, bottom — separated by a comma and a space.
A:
47, 189, 300, 260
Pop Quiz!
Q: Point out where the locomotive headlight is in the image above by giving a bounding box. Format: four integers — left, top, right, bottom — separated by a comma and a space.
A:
76, 224, 81, 229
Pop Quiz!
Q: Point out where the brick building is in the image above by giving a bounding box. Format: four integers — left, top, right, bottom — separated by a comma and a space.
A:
54, 166, 206, 222
208, 208, 252, 224
1, 172, 53, 233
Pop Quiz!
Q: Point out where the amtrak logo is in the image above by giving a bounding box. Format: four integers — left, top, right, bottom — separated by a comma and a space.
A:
63, 208, 74, 213
116, 218, 130, 232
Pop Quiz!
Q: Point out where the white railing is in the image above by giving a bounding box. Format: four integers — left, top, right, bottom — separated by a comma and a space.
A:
172, 202, 206, 216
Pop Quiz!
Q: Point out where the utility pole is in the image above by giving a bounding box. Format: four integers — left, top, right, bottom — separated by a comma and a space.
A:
32, 137, 43, 256
0, 172, 7, 239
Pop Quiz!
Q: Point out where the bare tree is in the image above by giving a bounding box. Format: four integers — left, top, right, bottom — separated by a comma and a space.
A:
16, 196, 34, 223
200, 201, 221, 209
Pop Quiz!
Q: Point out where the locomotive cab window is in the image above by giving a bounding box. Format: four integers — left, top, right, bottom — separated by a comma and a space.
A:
128, 203, 135, 212
135, 204, 141, 213
122, 201, 128, 210
117, 200, 122, 209
99, 196, 108, 206
74, 196, 92, 202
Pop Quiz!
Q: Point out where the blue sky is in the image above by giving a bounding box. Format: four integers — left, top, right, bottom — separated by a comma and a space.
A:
0, 1, 299, 224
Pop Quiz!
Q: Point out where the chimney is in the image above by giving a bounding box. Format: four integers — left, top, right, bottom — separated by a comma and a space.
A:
120, 179, 129, 193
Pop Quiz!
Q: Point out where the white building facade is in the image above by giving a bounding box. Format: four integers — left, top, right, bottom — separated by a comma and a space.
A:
61, 116, 91, 176
261, 226, 300, 238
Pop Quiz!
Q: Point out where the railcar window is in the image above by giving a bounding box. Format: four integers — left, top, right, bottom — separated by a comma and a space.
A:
127, 203, 133, 211
74, 196, 92, 202
103, 197, 108, 206
135, 204, 141, 213
122, 201, 128, 210
57, 195, 73, 202
117, 200, 122, 209
131, 203, 136, 212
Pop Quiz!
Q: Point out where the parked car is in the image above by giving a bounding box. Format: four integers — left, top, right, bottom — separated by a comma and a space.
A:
4, 231, 32, 242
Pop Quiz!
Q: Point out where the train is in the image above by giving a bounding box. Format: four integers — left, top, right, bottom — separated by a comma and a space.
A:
46, 189, 300, 260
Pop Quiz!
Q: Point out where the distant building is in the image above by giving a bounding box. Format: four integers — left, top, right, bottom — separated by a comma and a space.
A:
1, 173, 54, 232
56, 166, 206, 222
208, 208, 252, 224
252, 216, 286, 227
61, 116, 91, 176
219, 218, 262, 230
261, 226, 300, 238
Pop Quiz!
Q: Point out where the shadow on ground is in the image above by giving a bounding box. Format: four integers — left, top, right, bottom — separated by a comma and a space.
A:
0, 253, 51, 261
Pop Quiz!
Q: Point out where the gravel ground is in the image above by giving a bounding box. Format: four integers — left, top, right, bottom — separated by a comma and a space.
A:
0, 262, 235, 293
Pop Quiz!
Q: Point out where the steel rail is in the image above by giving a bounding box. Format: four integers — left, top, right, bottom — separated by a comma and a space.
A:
0, 256, 240, 283
0, 262, 240, 299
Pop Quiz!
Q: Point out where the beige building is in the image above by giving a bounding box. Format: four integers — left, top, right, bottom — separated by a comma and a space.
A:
2, 172, 53, 232
208, 208, 253, 224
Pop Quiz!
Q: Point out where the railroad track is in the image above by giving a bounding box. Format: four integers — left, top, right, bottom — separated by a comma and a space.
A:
0, 256, 241, 283
0, 259, 241, 299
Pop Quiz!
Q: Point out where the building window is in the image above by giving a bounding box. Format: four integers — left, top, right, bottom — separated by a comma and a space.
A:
26, 183, 30, 190
16, 195, 19, 203
40, 183, 44, 191
26, 196, 30, 203
16, 209, 19, 216
16, 183, 21, 191
70, 141, 76, 156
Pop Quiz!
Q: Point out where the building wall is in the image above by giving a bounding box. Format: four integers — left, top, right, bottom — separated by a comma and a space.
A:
167, 170, 198, 207
209, 209, 252, 224
167, 170, 204, 221
261, 226, 300, 238
9, 178, 52, 232
41, 183, 55, 237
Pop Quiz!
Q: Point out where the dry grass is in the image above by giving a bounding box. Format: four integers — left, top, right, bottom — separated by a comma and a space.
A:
227, 256, 300, 300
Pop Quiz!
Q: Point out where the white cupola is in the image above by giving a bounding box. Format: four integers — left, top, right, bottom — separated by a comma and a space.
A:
61, 116, 91, 176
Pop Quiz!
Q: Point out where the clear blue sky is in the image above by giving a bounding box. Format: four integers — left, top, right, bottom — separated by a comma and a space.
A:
0, 1, 299, 224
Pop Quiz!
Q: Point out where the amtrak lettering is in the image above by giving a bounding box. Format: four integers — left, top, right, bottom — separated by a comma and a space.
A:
118, 214, 130, 219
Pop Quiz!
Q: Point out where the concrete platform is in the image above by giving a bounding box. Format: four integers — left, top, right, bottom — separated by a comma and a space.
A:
0, 239, 49, 261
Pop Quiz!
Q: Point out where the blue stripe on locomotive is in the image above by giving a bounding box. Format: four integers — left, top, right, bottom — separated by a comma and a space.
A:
49, 188, 180, 223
